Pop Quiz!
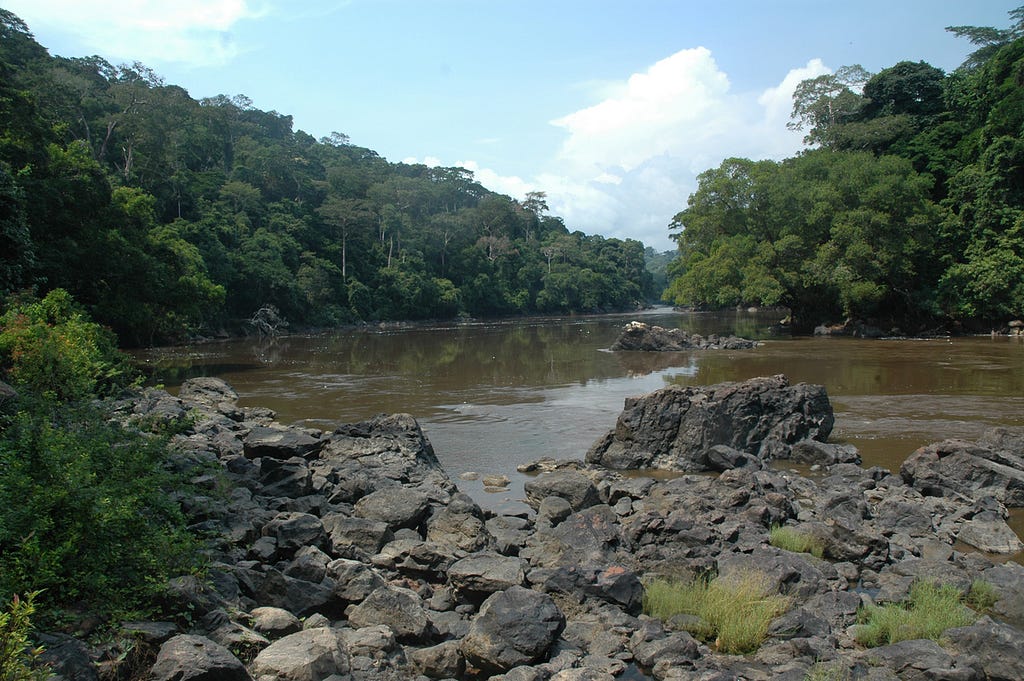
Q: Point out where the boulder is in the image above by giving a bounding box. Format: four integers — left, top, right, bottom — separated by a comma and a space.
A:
449, 553, 528, 596
525, 505, 624, 568
149, 634, 250, 681
258, 457, 313, 498
243, 425, 324, 460
177, 377, 242, 419
524, 471, 601, 511
945, 616, 1024, 680
322, 513, 393, 560
900, 438, 1024, 506
250, 628, 349, 681
586, 375, 834, 471
249, 606, 302, 638
610, 321, 757, 351
261, 512, 324, 553
346, 585, 433, 642
460, 586, 566, 673
409, 640, 465, 679
352, 486, 431, 530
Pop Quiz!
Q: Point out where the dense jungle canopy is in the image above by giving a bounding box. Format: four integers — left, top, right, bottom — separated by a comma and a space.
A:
663, 7, 1024, 332
0, 10, 655, 346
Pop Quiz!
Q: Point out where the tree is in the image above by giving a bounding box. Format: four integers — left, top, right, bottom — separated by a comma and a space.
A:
317, 195, 373, 280
946, 6, 1024, 70
788, 65, 872, 147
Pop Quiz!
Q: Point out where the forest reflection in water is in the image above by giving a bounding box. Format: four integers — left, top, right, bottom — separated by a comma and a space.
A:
137, 308, 1024, 519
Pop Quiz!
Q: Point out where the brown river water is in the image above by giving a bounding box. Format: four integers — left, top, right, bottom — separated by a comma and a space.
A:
135, 307, 1024, 555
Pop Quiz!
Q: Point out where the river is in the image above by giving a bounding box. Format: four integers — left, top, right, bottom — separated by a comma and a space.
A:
137, 308, 1024, 534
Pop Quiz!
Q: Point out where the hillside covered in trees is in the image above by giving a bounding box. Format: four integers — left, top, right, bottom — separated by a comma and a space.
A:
0, 10, 654, 347
664, 8, 1024, 333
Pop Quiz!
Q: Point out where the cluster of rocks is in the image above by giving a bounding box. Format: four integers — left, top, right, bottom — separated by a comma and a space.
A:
38, 375, 1024, 681
610, 322, 758, 352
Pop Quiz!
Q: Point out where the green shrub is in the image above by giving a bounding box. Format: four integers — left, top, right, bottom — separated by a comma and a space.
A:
643, 571, 791, 654
0, 289, 132, 401
805, 661, 851, 681
965, 579, 998, 612
854, 580, 979, 647
0, 593, 49, 681
769, 525, 825, 558
0, 399, 200, 625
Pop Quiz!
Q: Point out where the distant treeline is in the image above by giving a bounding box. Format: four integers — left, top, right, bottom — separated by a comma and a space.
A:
0, 10, 654, 346
664, 8, 1024, 332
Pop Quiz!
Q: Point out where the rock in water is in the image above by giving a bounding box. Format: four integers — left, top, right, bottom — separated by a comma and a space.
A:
609, 321, 757, 351
586, 374, 833, 471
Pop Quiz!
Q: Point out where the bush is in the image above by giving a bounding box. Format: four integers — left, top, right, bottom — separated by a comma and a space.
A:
643, 571, 791, 654
0, 289, 131, 401
0, 398, 200, 625
0, 593, 49, 680
853, 580, 980, 647
769, 524, 825, 558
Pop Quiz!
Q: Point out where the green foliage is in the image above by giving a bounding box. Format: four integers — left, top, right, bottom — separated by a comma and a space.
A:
853, 580, 980, 647
965, 579, 999, 612
769, 525, 825, 558
0, 397, 200, 623
804, 662, 851, 681
643, 572, 791, 654
0, 289, 131, 401
0, 592, 49, 681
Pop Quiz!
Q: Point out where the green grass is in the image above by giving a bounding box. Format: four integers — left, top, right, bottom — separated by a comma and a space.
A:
643, 571, 791, 654
769, 524, 825, 558
804, 661, 851, 681
854, 579, 986, 647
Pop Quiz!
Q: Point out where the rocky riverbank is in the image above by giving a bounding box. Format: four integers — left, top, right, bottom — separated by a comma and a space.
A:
39, 376, 1024, 681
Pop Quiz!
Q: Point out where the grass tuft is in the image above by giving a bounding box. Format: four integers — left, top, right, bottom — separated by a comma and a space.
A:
854, 579, 983, 647
769, 524, 825, 558
643, 570, 790, 654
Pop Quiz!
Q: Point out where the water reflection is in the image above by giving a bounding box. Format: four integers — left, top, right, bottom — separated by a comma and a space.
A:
136, 309, 1024, 512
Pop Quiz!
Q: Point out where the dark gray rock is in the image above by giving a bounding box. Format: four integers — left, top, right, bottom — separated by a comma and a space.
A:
789, 439, 861, 466
253, 569, 338, 618
258, 456, 313, 498
261, 512, 324, 553
945, 616, 1024, 681
353, 486, 431, 531
525, 505, 624, 568
586, 375, 834, 471
900, 438, 1024, 507
347, 585, 433, 642
524, 471, 601, 511
250, 628, 349, 681
325, 558, 386, 604
322, 513, 393, 560
425, 493, 495, 553
177, 377, 243, 419
243, 425, 324, 460
460, 586, 566, 673
449, 553, 528, 596
149, 634, 251, 681
36, 633, 99, 681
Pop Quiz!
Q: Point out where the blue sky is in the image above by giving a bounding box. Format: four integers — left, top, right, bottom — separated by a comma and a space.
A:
4, 0, 1018, 251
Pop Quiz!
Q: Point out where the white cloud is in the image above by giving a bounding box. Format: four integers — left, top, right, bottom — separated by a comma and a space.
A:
3, 0, 263, 66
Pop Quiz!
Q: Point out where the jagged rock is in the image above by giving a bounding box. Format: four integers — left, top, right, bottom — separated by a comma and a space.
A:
250, 628, 349, 681
36, 634, 99, 681
449, 553, 528, 596
981, 562, 1024, 626
529, 565, 643, 613
610, 321, 757, 351
353, 486, 431, 530
956, 509, 1024, 553
253, 569, 338, 618
244, 425, 325, 460
346, 585, 433, 642
525, 505, 624, 568
425, 493, 495, 553
338, 624, 396, 658
901, 438, 1024, 507
460, 586, 566, 673
208, 622, 270, 662
409, 640, 465, 679
945, 616, 1024, 680
261, 512, 324, 553
586, 375, 834, 471
852, 638, 960, 680
524, 471, 601, 511
322, 513, 393, 560
325, 558, 386, 604
249, 607, 302, 638
149, 634, 250, 681
284, 545, 331, 582
258, 457, 313, 498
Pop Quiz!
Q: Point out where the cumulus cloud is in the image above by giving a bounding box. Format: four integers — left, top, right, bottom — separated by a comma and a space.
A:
3, 0, 263, 66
